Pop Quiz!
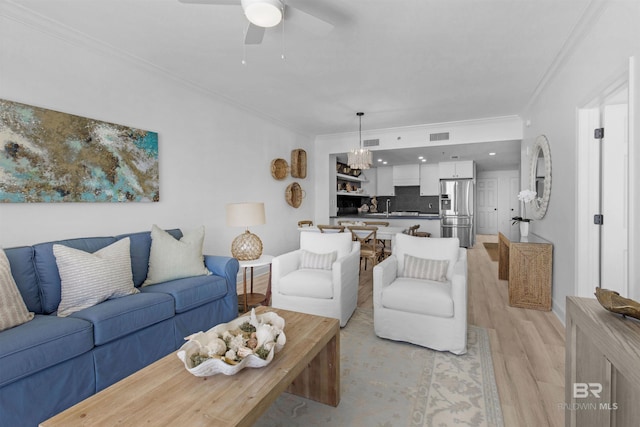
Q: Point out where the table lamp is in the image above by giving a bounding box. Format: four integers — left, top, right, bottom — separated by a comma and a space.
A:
226, 202, 266, 260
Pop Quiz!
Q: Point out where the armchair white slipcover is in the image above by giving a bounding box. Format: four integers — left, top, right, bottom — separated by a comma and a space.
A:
272, 232, 361, 327
373, 234, 468, 354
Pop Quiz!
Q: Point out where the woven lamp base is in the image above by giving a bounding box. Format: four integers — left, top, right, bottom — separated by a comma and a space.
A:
231, 230, 263, 261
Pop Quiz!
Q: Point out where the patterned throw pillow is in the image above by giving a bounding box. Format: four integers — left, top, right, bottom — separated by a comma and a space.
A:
54, 238, 139, 317
401, 254, 449, 282
300, 250, 337, 270
142, 225, 211, 286
0, 248, 35, 331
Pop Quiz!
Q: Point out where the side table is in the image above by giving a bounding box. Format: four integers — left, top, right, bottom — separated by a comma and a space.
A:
238, 255, 274, 313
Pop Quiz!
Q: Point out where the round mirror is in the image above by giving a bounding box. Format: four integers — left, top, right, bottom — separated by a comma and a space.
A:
529, 135, 552, 219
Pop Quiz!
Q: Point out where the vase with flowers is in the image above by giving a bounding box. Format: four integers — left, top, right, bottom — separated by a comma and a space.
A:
512, 189, 537, 237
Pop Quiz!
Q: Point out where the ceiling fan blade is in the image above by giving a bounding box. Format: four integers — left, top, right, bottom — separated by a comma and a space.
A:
178, 0, 239, 5
244, 22, 266, 44
284, 4, 334, 36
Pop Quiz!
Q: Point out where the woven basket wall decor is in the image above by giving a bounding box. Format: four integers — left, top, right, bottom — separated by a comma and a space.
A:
285, 182, 304, 208
290, 149, 307, 179
270, 158, 289, 180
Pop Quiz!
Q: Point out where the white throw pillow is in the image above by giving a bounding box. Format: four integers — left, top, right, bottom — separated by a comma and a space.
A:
54, 238, 139, 317
0, 248, 35, 331
142, 225, 211, 286
396, 234, 459, 280
300, 250, 337, 270
401, 254, 449, 282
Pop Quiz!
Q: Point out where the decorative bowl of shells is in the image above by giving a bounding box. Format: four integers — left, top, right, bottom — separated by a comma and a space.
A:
176, 309, 286, 376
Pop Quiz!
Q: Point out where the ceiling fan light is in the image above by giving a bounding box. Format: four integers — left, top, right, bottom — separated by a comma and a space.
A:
242, 0, 283, 28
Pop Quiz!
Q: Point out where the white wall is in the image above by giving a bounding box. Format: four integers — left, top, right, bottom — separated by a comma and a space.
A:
521, 0, 640, 319
0, 11, 314, 257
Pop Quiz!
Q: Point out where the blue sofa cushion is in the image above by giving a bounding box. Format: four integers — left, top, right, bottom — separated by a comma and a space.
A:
69, 292, 174, 345
116, 229, 183, 287
33, 237, 117, 314
4, 246, 42, 314
0, 314, 93, 388
140, 275, 228, 313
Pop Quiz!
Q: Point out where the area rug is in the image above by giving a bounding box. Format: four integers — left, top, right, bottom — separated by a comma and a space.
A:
483, 242, 500, 262
255, 308, 504, 427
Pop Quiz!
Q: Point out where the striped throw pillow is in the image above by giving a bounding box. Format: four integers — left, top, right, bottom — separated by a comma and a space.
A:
300, 250, 337, 270
402, 254, 449, 282
54, 237, 139, 317
0, 248, 34, 331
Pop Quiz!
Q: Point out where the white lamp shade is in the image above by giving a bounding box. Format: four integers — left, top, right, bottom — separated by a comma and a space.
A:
226, 202, 266, 228
241, 0, 283, 28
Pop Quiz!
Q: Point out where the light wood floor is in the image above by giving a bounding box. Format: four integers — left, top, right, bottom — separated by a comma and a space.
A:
242, 234, 565, 427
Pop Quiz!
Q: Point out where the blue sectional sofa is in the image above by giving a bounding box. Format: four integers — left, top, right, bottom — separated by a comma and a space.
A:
0, 229, 239, 427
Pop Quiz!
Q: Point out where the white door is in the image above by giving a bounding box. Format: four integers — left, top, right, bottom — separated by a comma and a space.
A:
601, 103, 629, 295
476, 178, 498, 234
577, 85, 630, 298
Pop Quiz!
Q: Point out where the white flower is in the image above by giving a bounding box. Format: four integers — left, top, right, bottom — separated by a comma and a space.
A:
225, 349, 237, 360
518, 189, 537, 203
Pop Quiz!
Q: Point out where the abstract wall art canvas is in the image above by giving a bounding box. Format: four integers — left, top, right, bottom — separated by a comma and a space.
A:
0, 99, 159, 202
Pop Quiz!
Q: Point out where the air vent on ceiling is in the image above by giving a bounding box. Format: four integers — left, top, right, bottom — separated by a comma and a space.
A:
363, 138, 380, 147
429, 132, 450, 142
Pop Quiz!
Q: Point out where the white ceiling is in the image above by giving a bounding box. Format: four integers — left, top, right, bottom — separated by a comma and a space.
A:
7, 0, 592, 138
337, 139, 523, 171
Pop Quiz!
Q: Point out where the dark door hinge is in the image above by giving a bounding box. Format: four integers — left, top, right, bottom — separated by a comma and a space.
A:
594, 214, 604, 225
594, 128, 604, 139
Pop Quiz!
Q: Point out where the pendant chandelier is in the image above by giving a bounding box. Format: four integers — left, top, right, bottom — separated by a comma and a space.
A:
347, 112, 372, 170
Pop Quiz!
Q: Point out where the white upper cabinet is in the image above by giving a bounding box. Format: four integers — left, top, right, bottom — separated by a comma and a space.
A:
376, 166, 394, 196
392, 164, 420, 186
439, 161, 475, 179
419, 164, 439, 195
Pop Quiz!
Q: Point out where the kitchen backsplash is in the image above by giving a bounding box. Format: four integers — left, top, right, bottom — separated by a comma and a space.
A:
374, 186, 439, 214
336, 186, 439, 215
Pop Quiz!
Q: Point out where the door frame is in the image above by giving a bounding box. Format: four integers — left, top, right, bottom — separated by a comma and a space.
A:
575, 58, 636, 298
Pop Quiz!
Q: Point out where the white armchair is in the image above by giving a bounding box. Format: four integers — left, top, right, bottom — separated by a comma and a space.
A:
373, 234, 468, 354
272, 232, 361, 327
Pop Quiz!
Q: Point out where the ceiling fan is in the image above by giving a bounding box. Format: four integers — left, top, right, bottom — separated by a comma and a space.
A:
178, 0, 334, 45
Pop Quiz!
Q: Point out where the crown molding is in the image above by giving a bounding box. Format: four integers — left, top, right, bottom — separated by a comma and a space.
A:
522, 0, 607, 114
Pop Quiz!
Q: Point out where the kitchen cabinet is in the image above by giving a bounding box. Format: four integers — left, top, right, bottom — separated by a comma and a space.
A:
360, 169, 376, 196
439, 161, 475, 179
393, 164, 419, 186
376, 166, 394, 196
419, 164, 439, 195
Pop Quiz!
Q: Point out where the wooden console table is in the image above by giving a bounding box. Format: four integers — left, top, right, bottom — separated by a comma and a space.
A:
498, 232, 553, 311
565, 297, 640, 426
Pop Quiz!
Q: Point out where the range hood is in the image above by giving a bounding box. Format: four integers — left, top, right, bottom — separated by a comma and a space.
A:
392, 164, 419, 186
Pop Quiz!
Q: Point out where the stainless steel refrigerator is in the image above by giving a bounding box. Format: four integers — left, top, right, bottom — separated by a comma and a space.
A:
440, 179, 474, 248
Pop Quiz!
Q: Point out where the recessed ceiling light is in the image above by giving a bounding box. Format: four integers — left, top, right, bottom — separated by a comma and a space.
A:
421, 159, 426, 162
489, 152, 496, 156
378, 159, 383, 162
418, 156, 424, 159
383, 161, 388, 165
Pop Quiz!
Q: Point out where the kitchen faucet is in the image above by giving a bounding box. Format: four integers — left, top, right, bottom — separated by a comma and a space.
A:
386, 199, 391, 218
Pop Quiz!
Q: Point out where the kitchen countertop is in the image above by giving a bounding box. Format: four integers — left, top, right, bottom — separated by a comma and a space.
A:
332, 213, 441, 220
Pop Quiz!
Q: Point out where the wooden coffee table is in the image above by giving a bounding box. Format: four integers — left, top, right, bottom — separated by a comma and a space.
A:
40, 307, 340, 426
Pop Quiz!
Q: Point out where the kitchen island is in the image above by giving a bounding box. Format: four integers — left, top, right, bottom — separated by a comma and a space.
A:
330, 213, 441, 237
